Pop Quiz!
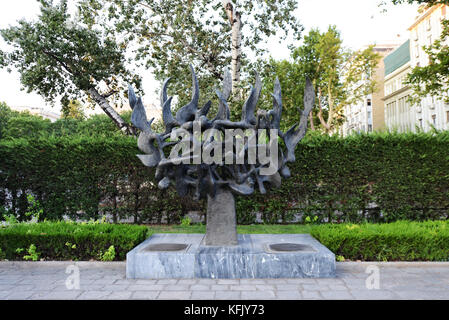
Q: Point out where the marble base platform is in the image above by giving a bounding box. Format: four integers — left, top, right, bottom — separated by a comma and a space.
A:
126, 234, 336, 279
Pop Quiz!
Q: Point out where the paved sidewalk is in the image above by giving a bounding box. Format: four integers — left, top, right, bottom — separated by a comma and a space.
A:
0, 261, 448, 300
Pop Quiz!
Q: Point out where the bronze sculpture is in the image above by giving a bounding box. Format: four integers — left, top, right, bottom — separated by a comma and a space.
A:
128, 66, 315, 246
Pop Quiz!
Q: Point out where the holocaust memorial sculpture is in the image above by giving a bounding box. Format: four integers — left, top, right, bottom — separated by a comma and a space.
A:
126, 66, 335, 279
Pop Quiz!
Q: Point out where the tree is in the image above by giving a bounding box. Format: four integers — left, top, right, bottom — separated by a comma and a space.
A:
77, 0, 302, 105
406, 19, 449, 103
261, 26, 380, 134
258, 59, 308, 132
0, 0, 141, 134
1, 111, 51, 140
0, 102, 13, 139
390, 0, 448, 5
62, 100, 86, 120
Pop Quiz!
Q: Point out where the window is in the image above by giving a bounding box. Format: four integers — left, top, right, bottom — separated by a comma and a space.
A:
367, 111, 371, 119
419, 118, 423, 128
415, 44, 420, 58
446, 110, 449, 123
367, 99, 372, 106
368, 124, 373, 132
428, 35, 432, 47
426, 18, 431, 31
432, 114, 436, 125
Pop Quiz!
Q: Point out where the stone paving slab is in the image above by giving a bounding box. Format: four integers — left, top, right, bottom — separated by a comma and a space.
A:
0, 261, 448, 300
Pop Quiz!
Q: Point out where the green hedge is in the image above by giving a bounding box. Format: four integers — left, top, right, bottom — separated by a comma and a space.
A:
0, 135, 196, 223
2, 220, 447, 262
0, 221, 148, 261
1, 131, 449, 223
311, 220, 449, 261
238, 131, 449, 223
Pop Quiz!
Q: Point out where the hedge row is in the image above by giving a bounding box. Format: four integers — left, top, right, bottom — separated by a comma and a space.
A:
0, 221, 148, 261
0, 135, 192, 224
311, 220, 449, 261
2, 220, 448, 261
239, 131, 449, 223
1, 131, 449, 223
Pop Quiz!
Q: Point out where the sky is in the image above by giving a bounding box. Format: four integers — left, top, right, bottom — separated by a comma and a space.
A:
0, 0, 420, 115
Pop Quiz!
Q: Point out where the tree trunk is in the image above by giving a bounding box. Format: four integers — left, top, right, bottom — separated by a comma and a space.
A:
87, 87, 135, 135
223, 0, 242, 97
133, 182, 140, 224
204, 187, 238, 246
317, 87, 330, 133
308, 111, 315, 131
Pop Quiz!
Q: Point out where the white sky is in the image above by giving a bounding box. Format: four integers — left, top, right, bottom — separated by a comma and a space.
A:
0, 0, 420, 115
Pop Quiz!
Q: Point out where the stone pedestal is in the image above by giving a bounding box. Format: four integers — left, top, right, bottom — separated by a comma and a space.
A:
126, 233, 336, 279
204, 188, 238, 246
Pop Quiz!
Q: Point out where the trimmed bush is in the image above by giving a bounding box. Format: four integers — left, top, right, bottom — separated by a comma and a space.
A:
2, 221, 449, 262
0, 135, 197, 223
311, 220, 449, 261
0, 221, 148, 261
1, 131, 449, 224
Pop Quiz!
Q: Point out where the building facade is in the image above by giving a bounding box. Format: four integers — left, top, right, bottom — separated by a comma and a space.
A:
407, 4, 449, 131
383, 40, 416, 132
382, 4, 449, 133
340, 44, 397, 136
9, 105, 61, 122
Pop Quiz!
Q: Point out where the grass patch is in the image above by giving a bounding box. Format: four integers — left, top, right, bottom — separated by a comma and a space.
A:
146, 224, 313, 235
0, 221, 148, 261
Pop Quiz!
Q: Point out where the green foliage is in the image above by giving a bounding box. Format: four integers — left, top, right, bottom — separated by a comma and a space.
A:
65, 242, 77, 249
234, 130, 449, 224
77, 0, 301, 108
15, 247, 24, 254
2, 112, 51, 140
0, 0, 139, 133
146, 224, 313, 235
0, 113, 448, 224
0, 102, 12, 139
25, 195, 43, 222
50, 113, 124, 137
390, 0, 449, 5
62, 100, 86, 120
3, 220, 448, 262
311, 220, 449, 261
406, 19, 449, 104
23, 244, 40, 261
180, 216, 192, 227
260, 26, 380, 133
0, 221, 148, 261
0, 0, 139, 104
2, 213, 18, 225
304, 215, 319, 224
0, 103, 128, 140
99, 245, 116, 261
